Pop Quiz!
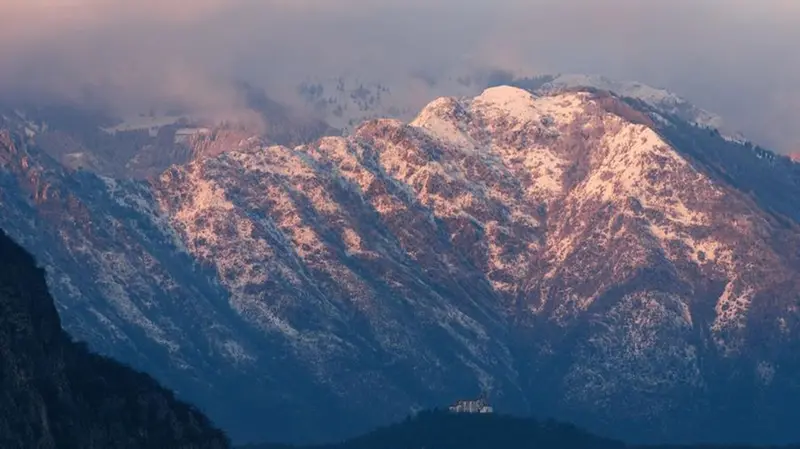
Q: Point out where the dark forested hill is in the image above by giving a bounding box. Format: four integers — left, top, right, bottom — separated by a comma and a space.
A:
240, 410, 624, 449
0, 228, 230, 449
239, 410, 800, 449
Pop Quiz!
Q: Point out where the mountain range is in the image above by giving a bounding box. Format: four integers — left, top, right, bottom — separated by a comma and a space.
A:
1, 78, 799, 445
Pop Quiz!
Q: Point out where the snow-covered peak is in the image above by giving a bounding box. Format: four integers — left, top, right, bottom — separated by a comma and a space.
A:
546, 74, 673, 103
289, 70, 751, 148
411, 87, 588, 139
471, 86, 586, 127
473, 85, 539, 118
540, 73, 728, 132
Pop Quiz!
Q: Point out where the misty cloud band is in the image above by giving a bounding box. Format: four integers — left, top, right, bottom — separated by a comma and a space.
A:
0, 0, 797, 151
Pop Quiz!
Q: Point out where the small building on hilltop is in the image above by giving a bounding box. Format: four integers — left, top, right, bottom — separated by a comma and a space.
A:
448, 396, 493, 414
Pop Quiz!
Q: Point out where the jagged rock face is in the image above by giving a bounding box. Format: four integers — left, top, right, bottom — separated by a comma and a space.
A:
2, 87, 800, 445
0, 227, 230, 449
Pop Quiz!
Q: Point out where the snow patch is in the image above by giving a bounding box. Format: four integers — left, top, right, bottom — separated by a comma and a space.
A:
102, 115, 185, 136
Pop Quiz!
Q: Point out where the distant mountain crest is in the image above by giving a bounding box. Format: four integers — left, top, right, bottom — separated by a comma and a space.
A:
538, 74, 722, 124
293, 69, 746, 147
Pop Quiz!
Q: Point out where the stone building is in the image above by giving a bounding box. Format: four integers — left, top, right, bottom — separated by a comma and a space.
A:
448, 396, 493, 414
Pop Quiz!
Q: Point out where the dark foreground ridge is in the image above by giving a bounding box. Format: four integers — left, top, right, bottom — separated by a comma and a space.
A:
0, 228, 230, 449
240, 410, 800, 449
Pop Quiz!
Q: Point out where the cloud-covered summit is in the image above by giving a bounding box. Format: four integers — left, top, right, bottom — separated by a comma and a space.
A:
1, 0, 798, 151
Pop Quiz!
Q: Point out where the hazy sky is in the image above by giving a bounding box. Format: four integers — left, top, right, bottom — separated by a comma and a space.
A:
1, 0, 798, 151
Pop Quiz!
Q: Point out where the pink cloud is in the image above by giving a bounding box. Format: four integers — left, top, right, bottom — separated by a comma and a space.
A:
0, 0, 797, 151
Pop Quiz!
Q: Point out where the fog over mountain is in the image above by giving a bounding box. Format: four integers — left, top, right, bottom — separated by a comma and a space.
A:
1, 0, 798, 151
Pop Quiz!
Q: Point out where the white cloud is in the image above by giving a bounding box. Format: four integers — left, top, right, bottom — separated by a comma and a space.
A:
0, 0, 797, 150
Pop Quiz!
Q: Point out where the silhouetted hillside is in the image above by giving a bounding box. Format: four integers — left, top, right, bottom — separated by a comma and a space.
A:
0, 228, 230, 449
240, 410, 800, 449
240, 410, 624, 449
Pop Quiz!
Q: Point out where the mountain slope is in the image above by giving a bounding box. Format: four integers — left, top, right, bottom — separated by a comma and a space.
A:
1, 86, 799, 445
0, 227, 230, 449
